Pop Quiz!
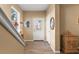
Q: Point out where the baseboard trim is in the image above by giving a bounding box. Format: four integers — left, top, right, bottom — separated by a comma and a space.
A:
24, 40, 33, 42
54, 51, 60, 54
50, 46, 60, 54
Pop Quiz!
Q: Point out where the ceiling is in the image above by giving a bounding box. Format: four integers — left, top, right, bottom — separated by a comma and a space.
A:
19, 4, 49, 11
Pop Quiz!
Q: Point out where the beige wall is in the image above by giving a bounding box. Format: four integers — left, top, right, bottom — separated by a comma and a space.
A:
0, 25, 24, 53
0, 4, 24, 53
46, 4, 60, 53
60, 5, 79, 36
23, 11, 46, 41
55, 5, 60, 52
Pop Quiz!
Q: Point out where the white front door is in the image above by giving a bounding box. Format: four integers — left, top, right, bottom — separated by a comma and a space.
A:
33, 18, 45, 40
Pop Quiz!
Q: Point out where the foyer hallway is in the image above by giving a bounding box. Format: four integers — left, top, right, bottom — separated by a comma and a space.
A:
24, 41, 53, 54
0, 4, 60, 54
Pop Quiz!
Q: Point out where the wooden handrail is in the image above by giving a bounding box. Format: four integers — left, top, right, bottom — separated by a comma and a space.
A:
0, 8, 25, 47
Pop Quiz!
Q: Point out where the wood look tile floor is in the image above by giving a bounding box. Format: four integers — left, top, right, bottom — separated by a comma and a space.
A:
24, 40, 53, 54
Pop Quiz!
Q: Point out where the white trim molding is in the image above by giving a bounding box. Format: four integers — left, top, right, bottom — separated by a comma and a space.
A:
50, 47, 60, 54
24, 40, 34, 42
54, 51, 60, 54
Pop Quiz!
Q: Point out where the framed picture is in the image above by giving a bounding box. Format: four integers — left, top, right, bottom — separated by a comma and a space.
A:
50, 17, 55, 30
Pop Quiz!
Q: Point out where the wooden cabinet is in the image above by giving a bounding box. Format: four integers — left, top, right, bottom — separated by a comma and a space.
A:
61, 32, 79, 53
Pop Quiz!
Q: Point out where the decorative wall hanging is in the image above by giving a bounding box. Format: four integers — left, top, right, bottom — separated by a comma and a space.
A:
11, 7, 21, 34
35, 20, 41, 30
50, 17, 55, 30
11, 8, 18, 21
38, 20, 41, 30
24, 20, 30, 28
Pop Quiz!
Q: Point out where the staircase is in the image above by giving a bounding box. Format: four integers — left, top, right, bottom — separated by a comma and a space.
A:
0, 8, 25, 53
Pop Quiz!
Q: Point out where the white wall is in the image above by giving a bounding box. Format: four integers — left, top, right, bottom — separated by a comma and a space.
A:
46, 4, 60, 53
46, 5, 55, 52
